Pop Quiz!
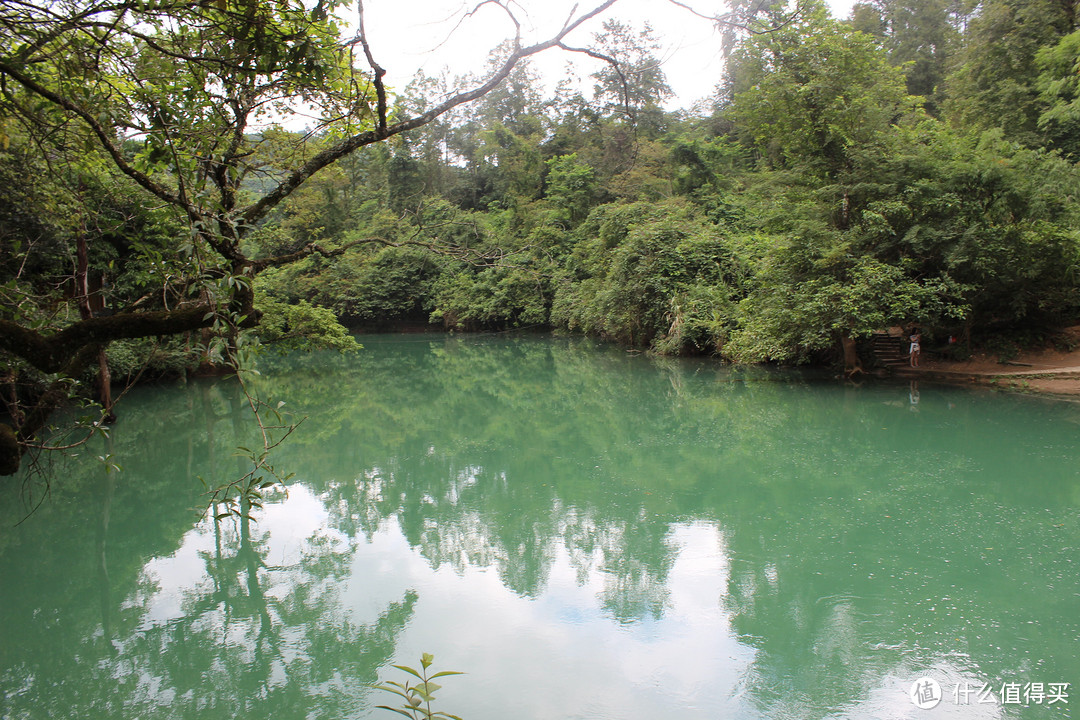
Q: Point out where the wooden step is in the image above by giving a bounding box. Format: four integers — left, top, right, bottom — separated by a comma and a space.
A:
869, 332, 907, 366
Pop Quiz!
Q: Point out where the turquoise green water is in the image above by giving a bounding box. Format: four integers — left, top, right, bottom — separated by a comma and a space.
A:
1, 334, 1078, 719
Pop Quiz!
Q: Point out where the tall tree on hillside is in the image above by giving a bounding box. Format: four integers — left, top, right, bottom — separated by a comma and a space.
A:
590, 20, 674, 135
444, 58, 548, 211
1035, 29, 1080, 159
727, 1, 922, 180
391, 72, 458, 202
849, 0, 957, 114
944, 0, 1077, 145
724, 4, 1080, 369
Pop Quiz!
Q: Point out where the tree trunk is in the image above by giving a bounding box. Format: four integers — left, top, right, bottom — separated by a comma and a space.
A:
76, 233, 115, 422
98, 349, 115, 423
840, 333, 863, 376
1, 371, 21, 426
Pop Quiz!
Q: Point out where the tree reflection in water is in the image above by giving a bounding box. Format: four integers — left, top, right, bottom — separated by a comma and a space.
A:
0, 379, 415, 720
1, 334, 1078, 719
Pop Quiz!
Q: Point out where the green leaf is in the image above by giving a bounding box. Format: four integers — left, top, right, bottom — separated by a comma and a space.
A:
391, 664, 423, 680
429, 671, 465, 679
373, 684, 409, 700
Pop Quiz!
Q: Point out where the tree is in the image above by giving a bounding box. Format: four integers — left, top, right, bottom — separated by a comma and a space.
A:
551, 199, 746, 351
446, 60, 548, 212
544, 153, 598, 227
724, 116, 1080, 369
727, 244, 958, 368
0, 0, 635, 476
722, 3, 968, 370
590, 20, 674, 134
848, 0, 957, 114
726, 0, 922, 179
1035, 29, 1080, 159
943, 0, 1078, 146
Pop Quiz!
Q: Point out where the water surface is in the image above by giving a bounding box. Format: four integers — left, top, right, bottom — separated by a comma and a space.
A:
1, 334, 1078, 719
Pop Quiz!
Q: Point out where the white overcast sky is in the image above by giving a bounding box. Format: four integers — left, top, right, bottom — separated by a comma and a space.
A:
358, 0, 858, 110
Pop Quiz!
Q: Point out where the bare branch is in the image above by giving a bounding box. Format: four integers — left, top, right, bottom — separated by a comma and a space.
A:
666, 0, 805, 42
557, 42, 633, 119
468, 1, 523, 39
427, 0, 523, 56
664, 0, 717, 22
240, 0, 623, 227
355, 0, 388, 135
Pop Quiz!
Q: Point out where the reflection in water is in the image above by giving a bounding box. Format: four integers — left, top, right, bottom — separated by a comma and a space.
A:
0, 380, 415, 720
2, 334, 1079, 719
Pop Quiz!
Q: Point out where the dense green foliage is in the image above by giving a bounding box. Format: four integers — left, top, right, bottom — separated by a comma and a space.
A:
252, 0, 1080, 367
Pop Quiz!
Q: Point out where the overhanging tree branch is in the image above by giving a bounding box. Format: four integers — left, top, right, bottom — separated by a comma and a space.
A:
0, 59, 189, 212
0, 306, 221, 375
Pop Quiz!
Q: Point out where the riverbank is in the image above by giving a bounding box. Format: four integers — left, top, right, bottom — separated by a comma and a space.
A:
891, 326, 1080, 398
346, 323, 1080, 397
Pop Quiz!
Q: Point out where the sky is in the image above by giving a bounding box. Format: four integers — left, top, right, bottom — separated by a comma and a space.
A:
358, 0, 858, 110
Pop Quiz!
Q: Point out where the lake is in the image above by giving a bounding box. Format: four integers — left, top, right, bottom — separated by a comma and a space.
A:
1, 333, 1077, 719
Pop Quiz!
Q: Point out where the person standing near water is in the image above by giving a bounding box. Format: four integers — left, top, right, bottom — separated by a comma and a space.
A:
909, 328, 922, 367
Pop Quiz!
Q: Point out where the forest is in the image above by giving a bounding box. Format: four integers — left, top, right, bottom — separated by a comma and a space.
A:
253, 0, 1080, 361
2, 0, 1080, 475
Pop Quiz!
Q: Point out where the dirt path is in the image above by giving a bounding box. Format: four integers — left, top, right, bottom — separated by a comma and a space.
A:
893, 326, 1080, 397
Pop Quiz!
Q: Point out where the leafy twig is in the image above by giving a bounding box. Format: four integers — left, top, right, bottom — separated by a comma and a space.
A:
374, 653, 465, 720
